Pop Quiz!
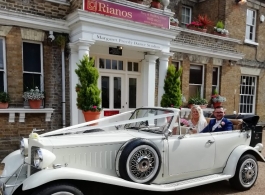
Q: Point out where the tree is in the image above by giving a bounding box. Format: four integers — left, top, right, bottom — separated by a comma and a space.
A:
160, 65, 182, 108
75, 55, 101, 112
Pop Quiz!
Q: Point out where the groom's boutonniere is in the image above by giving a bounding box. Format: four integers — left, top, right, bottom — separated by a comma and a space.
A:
221, 121, 225, 126
218, 121, 225, 128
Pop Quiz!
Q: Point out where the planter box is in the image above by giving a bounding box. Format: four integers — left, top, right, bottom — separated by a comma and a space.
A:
213, 31, 228, 37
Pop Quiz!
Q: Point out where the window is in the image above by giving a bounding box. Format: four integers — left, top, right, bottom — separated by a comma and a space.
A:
23, 42, 43, 91
181, 6, 192, 26
128, 62, 139, 72
189, 65, 204, 98
239, 76, 257, 114
0, 38, 6, 92
245, 9, 256, 42
212, 67, 220, 94
99, 58, 123, 70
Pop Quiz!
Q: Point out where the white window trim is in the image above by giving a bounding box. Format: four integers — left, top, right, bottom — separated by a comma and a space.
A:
239, 75, 257, 115
189, 64, 205, 98
22, 41, 44, 91
0, 38, 7, 91
244, 39, 259, 46
245, 9, 257, 43
181, 6, 192, 25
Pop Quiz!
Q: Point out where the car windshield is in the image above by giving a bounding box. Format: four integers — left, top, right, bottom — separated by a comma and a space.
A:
124, 108, 174, 134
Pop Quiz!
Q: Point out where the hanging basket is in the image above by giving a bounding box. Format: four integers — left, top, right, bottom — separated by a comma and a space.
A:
0, 102, 8, 109
28, 100, 42, 109
82, 111, 101, 125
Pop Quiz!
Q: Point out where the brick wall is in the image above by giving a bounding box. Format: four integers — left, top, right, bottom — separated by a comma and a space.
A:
0, 0, 70, 19
0, 26, 69, 160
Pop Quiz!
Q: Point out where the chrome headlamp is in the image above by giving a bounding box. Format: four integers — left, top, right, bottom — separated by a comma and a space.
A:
20, 138, 28, 156
33, 149, 43, 169
33, 148, 56, 169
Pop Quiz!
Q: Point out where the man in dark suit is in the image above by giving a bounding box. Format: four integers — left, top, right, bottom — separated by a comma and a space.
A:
200, 106, 233, 133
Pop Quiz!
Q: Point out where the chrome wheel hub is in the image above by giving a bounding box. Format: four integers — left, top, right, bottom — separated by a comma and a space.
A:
52, 192, 74, 195
137, 156, 150, 172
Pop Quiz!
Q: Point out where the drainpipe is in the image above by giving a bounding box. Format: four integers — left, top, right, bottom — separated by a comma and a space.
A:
61, 49, 66, 128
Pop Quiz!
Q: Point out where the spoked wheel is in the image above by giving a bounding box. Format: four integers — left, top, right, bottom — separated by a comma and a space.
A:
229, 154, 258, 191
32, 183, 84, 195
116, 138, 161, 184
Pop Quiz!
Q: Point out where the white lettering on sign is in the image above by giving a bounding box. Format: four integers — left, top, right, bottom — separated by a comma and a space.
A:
93, 34, 162, 50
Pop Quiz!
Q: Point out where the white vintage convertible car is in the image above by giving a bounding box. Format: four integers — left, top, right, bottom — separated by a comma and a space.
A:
0, 107, 264, 195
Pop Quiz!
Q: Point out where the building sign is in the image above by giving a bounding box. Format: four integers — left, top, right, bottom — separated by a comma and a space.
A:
93, 34, 162, 50
84, 0, 169, 29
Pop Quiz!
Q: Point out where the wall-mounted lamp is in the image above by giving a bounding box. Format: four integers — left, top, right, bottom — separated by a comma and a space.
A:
235, 0, 247, 4
117, 46, 123, 50
47, 31, 55, 42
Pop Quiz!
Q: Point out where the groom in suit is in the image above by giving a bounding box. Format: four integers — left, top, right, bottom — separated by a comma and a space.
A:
201, 106, 233, 133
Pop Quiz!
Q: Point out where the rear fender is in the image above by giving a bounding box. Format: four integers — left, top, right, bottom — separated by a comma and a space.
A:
22, 167, 171, 192
223, 145, 265, 177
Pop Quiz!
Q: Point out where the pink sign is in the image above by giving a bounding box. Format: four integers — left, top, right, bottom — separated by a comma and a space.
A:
84, 0, 169, 29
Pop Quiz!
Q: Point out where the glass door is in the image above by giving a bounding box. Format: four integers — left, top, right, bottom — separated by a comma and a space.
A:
100, 74, 125, 116
125, 75, 140, 111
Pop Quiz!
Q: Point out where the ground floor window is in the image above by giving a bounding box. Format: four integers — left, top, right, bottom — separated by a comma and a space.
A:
0, 38, 6, 91
239, 75, 257, 114
212, 67, 220, 94
189, 65, 204, 98
23, 42, 43, 91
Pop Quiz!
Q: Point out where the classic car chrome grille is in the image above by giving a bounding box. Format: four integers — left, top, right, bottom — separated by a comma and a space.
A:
30, 146, 41, 175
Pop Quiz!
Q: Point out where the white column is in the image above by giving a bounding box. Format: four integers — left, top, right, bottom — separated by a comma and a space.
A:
158, 55, 170, 106
69, 40, 94, 125
141, 55, 158, 107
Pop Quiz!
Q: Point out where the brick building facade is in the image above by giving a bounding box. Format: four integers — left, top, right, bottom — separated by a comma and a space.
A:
0, 0, 264, 161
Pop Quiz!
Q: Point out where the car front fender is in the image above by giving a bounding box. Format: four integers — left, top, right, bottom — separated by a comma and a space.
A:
1, 150, 24, 178
22, 167, 172, 192
223, 145, 265, 177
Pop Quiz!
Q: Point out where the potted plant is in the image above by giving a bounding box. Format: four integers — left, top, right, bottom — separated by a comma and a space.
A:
197, 14, 213, 32
22, 87, 45, 109
0, 92, 10, 109
211, 94, 226, 108
213, 21, 229, 36
75, 55, 102, 124
151, 0, 161, 9
188, 97, 208, 109
160, 65, 182, 109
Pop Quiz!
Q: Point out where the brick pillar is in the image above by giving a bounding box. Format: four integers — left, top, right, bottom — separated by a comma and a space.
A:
181, 54, 190, 106
205, 58, 213, 105
6, 27, 23, 105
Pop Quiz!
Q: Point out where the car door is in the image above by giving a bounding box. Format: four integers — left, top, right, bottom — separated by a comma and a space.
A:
167, 133, 215, 177
211, 130, 250, 169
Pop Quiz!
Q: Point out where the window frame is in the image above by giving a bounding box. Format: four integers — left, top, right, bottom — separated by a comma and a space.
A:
189, 64, 205, 98
0, 37, 7, 92
245, 8, 257, 43
181, 6, 192, 26
239, 75, 257, 115
22, 41, 44, 91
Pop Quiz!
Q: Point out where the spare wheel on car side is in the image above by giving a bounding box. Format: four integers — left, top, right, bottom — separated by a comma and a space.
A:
116, 138, 161, 184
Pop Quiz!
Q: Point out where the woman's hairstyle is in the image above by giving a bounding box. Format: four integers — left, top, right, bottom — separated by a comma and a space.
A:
191, 105, 207, 132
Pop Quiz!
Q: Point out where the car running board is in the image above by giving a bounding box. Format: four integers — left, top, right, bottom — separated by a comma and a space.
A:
152, 174, 232, 191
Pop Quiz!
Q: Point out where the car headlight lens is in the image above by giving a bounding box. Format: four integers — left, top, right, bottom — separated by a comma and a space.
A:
33, 148, 56, 169
20, 138, 28, 156
33, 149, 43, 169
